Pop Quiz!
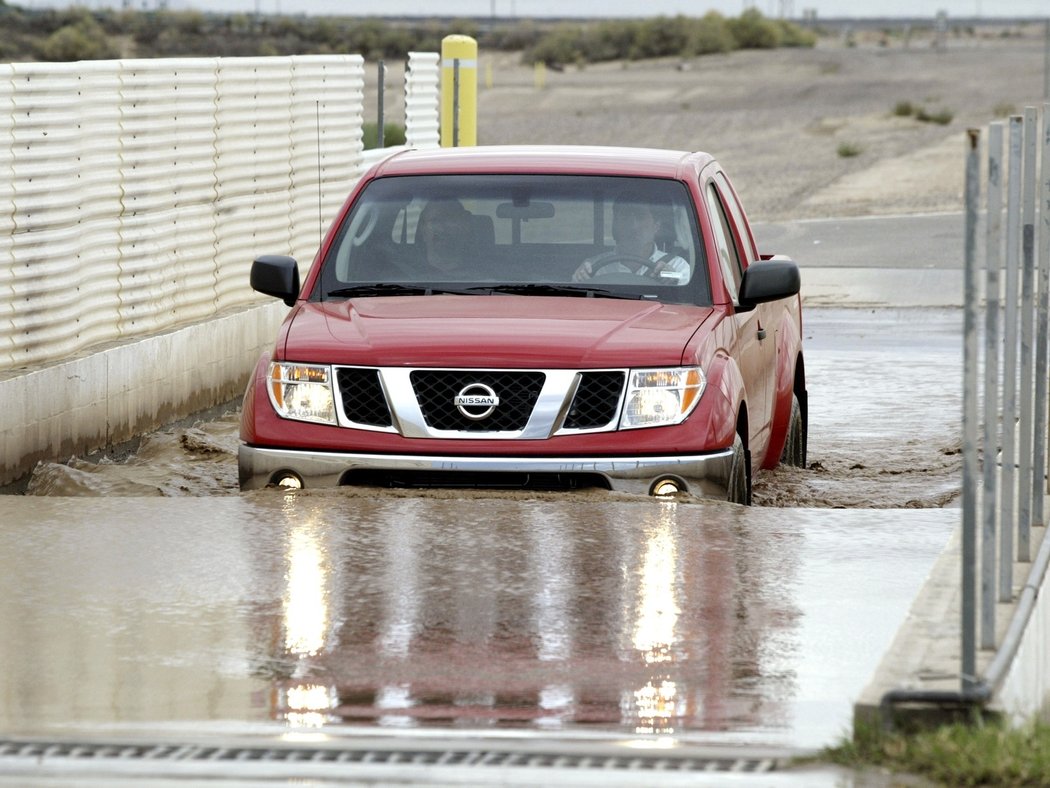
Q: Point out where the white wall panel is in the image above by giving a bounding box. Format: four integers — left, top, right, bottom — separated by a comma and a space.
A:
288, 55, 364, 273
405, 52, 440, 150
214, 58, 294, 311
118, 59, 219, 334
72, 61, 123, 355
8, 63, 89, 366
0, 65, 15, 369
0, 53, 440, 373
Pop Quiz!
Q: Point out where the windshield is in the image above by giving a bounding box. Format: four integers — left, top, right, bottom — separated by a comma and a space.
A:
316, 174, 711, 305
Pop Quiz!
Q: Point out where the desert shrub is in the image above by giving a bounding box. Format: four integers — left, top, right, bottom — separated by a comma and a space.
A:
776, 19, 817, 47
689, 12, 735, 55
629, 16, 691, 60
524, 24, 585, 66
362, 122, 406, 150
728, 9, 782, 49
916, 106, 953, 125
893, 100, 917, 116
837, 141, 863, 158
38, 15, 119, 61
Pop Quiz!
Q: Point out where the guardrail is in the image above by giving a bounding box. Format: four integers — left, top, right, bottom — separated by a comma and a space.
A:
0, 52, 439, 374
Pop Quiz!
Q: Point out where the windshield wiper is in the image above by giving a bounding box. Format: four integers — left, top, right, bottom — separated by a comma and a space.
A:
326, 283, 479, 298
470, 284, 644, 300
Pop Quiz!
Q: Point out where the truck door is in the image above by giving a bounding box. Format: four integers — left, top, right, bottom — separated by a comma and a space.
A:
702, 180, 775, 462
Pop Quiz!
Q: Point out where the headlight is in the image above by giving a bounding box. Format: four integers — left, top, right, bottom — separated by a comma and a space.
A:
620, 367, 705, 430
267, 362, 336, 424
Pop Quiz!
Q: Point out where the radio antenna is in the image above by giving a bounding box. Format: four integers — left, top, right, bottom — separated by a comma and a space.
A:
316, 100, 323, 249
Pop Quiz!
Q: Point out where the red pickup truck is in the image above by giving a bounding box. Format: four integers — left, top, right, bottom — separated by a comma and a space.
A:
239, 146, 805, 504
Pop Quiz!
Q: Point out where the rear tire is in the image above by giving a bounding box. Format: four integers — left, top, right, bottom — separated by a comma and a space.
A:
780, 393, 807, 468
727, 432, 752, 505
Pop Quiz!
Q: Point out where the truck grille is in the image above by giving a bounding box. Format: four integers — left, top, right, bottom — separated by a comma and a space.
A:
410, 370, 546, 432
564, 371, 625, 429
336, 368, 393, 427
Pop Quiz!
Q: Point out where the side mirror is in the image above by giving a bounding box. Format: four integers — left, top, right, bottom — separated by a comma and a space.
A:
738, 258, 800, 310
251, 255, 300, 307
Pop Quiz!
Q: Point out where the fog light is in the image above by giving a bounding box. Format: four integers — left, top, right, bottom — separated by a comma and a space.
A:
652, 478, 681, 496
274, 473, 303, 490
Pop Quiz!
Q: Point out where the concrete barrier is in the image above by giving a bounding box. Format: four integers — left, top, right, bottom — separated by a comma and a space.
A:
0, 299, 285, 487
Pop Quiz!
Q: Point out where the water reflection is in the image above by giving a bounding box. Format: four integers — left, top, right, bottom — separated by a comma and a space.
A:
278, 503, 339, 727
0, 495, 955, 748
623, 502, 686, 734
260, 496, 802, 738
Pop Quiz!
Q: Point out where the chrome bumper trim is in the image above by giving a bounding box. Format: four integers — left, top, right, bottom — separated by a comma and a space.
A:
239, 444, 735, 499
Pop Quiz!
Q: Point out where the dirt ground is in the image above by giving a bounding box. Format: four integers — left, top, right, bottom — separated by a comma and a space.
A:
28, 30, 1043, 506
413, 28, 1049, 221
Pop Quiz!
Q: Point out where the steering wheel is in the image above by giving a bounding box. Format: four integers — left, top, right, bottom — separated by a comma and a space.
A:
590, 254, 662, 281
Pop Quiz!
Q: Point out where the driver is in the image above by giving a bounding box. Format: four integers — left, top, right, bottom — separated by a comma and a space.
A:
572, 196, 690, 284
416, 198, 476, 276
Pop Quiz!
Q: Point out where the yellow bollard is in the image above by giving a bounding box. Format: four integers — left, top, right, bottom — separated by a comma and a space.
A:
534, 61, 546, 91
440, 35, 477, 147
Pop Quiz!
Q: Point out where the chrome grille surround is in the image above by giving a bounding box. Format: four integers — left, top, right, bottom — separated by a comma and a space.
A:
333, 367, 628, 439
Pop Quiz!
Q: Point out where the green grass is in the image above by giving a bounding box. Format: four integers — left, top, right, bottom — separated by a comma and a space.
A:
821, 718, 1050, 787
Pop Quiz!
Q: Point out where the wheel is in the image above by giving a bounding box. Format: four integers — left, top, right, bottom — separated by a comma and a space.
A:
727, 432, 752, 505
780, 393, 807, 468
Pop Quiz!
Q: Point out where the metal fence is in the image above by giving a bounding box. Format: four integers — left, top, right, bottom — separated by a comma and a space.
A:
0, 52, 440, 373
959, 105, 1050, 698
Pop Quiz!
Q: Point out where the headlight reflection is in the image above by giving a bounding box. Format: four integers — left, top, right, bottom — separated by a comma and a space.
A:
624, 511, 688, 735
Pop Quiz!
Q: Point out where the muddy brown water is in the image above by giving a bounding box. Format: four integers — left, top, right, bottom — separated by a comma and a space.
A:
0, 307, 963, 754
0, 493, 954, 750
20, 307, 963, 508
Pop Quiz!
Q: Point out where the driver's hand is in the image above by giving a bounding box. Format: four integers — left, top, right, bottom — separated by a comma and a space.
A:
572, 260, 593, 282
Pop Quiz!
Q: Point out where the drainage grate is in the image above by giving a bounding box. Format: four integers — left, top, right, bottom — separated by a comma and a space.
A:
0, 738, 776, 773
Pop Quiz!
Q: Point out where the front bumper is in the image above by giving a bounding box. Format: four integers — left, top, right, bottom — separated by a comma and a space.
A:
238, 444, 735, 499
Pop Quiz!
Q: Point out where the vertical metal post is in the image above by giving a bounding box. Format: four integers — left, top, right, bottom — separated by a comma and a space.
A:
452, 59, 460, 148
962, 128, 981, 691
377, 60, 386, 149
982, 121, 1003, 649
1001, 116, 1024, 602
1019, 108, 1038, 562
1040, 105, 1050, 507
1044, 20, 1050, 101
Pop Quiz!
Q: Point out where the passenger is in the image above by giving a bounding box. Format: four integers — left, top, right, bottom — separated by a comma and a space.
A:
572, 197, 690, 284
416, 199, 476, 277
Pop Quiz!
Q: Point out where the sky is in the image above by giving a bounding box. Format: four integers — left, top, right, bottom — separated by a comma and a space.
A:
17, 0, 1050, 17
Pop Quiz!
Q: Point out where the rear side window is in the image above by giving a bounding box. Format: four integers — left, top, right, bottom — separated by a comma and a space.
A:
316, 174, 712, 306
704, 182, 743, 303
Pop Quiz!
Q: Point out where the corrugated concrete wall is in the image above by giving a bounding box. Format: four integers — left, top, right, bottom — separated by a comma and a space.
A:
0, 52, 440, 486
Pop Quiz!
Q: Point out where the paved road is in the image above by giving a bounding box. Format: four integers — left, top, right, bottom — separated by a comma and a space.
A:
755, 212, 966, 308
754, 212, 964, 270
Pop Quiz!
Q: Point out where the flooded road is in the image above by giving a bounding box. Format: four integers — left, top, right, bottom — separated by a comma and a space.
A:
0, 494, 953, 752
0, 304, 964, 773
21, 306, 964, 508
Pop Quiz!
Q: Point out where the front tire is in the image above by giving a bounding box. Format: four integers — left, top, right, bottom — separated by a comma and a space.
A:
727, 432, 752, 505
780, 393, 807, 468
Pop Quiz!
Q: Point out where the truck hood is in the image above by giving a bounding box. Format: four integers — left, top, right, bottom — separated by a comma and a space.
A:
282, 295, 715, 368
